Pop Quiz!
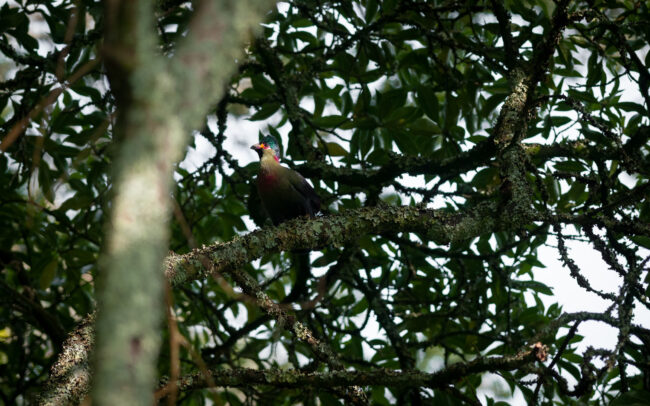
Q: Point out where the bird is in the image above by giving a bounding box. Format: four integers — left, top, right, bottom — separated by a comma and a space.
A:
251, 135, 320, 303
250, 135, 320, 226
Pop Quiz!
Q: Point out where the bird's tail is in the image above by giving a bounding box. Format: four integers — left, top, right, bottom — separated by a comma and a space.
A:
282, 250, 311, 304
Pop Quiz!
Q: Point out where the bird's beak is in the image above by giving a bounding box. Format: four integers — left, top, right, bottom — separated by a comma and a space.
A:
250, 143, 262, 151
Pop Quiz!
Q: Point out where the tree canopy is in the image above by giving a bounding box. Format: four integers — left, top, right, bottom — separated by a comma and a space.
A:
1, 0, 649, 405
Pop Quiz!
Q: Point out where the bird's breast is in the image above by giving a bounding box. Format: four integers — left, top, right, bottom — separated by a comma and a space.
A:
257, 171, 279, 189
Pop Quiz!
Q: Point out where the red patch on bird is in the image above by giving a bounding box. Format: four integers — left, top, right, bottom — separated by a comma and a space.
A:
258, 172, 278, 187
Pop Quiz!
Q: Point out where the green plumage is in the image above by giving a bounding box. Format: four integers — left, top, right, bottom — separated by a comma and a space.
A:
251, 135, 320, 303
251, 136, 320, 225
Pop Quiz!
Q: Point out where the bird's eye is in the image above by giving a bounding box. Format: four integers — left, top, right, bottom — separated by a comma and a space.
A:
260, 143, 266, 149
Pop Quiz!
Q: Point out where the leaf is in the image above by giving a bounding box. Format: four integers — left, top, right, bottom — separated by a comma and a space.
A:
630, 236, 650, 250
249, 103, 280, 121
39, 257, 58, 290
554, 160, 585, 172
325, 142, 348, 156
250, 74, 276, 94
71, 84, 103, 102
610, 390, 650, 406
290, 31, 318, 48
443, 93, 459, 131
290, 18, 312, 28
38, 161, 55, 203
482, 94, 506, 117
60, 192, 93, 211
382, 0, 398, 13
377, 89, 406, 118
383, 106, 420, 125
0, 327, 10, 342
586, 51, 600, 87
550, 115, 572, 127
618, 102, 646, 115
393, 131, 418, 154
365, 0, 378, 22
471, 167, 499, 189
312, 115, 347, 127
512, 280, 553, 295
416, 86, 439, 122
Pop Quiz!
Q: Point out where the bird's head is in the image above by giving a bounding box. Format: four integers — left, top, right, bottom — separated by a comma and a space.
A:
251, 135, 281, 162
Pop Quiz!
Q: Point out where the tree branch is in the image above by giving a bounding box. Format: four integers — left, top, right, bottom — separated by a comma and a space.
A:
38, 314, 95, 406
164, 203, 500, 286
160, 343, 547, 394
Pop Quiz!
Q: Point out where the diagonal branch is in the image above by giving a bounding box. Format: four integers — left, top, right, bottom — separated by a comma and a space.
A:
164, 203, 500, 286
38, 314, 95, 406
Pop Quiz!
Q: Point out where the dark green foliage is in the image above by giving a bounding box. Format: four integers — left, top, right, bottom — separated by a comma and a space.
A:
1, 0, 649, 405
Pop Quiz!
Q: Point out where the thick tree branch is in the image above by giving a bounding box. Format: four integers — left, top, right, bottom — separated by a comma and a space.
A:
165, 203, 499, 285
38, 314, 95, 406
165, 202, 650, 288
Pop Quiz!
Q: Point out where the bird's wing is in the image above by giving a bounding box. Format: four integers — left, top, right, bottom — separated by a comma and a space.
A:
286, 168, 321, 214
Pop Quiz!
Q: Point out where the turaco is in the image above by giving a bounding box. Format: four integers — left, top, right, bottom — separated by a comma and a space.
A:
251, 135, 320, 225
251, 135, 320, 303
